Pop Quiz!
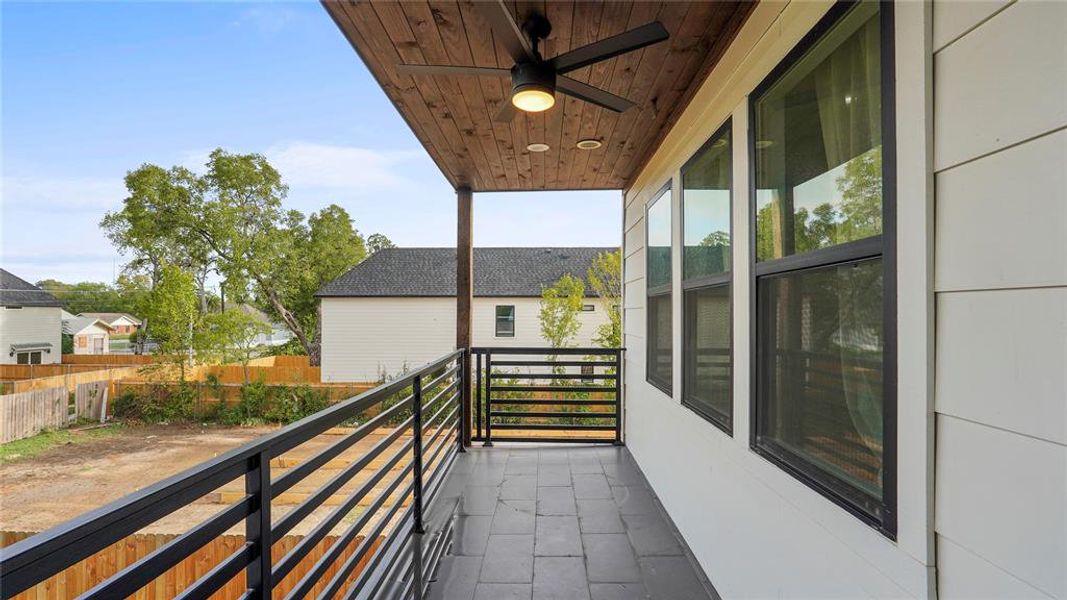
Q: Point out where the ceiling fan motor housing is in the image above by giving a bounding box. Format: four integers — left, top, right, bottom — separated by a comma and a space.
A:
511, 62, 556, 97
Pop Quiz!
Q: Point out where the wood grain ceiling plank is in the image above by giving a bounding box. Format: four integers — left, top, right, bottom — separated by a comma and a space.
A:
541, 1, 574, 190
411, 1, 510, 188
373, 1, 494, 190
333, 1, 471, 188
555, 1, 604, 189
515, 0, 545, 189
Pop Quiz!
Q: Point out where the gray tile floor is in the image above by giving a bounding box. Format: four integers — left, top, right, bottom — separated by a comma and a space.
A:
426, 445, 716, 600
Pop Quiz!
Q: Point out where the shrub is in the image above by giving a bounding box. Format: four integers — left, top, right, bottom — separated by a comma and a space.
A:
112, 383, 196, 423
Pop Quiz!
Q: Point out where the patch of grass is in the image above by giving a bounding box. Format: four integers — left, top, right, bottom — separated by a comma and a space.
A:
0, 424, 123, 464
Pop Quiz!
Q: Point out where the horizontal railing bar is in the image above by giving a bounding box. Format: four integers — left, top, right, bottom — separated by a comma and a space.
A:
487, 398, 617, 406
0, 349, 463, 595
272, 413, 414, 541
472, 436, 613, 444
349, 518, 414, 600
490, 385, 615, 393
272, 396, 413, 496
471, 347, 623, 355
490, 373, 616, 380
421, 389, 459, 434
488, 423, 617, 431
318, 488, 415, 600
489, 360, 617, 367
79, 497, 253, 599
421, 365, 459, 395
172, 543, 254, 600
272, 435, 414, 581
422, 422, 459, 492
288, 466, 415, 600
490, 411, 616, 419
423, 444, 458, 508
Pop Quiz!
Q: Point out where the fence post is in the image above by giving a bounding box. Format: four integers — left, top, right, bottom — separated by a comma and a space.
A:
614, 349, 623, 446
412, 373, 425, 534
483, 351, 493, 447
244, 451, 272, 598
458, 352, 467, 453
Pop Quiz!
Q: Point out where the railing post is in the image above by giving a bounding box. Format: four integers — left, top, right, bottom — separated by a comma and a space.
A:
412, 374, 426, 534
244, 451, 272, 598
483, 351, 493, 447
614, 349, 624, 446
475, 351, 482, 441
458, 352, 467, 453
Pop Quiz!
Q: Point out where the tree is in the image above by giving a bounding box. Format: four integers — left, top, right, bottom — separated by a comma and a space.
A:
366, 233, 396, 255
586, 250, 621, 348
539, 274, 586, 349
143, 264, 199, 380
196, 309, 270, 383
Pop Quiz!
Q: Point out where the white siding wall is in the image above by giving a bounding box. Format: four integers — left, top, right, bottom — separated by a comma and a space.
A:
320, 296, 611, 382
620, 1, 938, 597
932, 1, 1067, 597
0, 307, 62, 365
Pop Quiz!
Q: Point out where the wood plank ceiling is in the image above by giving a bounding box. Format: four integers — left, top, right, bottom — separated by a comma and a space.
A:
324, 1, 755, 192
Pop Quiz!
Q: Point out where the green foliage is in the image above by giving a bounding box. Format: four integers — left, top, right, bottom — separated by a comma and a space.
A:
36, 276, 149, 316
112, 383, 197, 422
61, 334, 74, 354
586, 250, 622, 349
0, 425, 122, 464
366, 233, 396, 255
143, 264, 199, 379
195, 308, 271, 371
539, 274, 586, 349
214, 382, 330, 426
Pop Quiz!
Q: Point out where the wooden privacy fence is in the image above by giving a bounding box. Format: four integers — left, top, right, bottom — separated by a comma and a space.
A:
112, 380, 377, 415
0, 364, 132, 380
187, 364, 322, 384
2, 366, 142, 395
0, 531, 382, 600
0, 387, 68, 443
62, 354, 156, 366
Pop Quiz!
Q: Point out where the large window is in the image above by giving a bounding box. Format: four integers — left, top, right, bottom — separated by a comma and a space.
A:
751, 1, 895, 534
646, 183, 672, 393
682, 122, 733, 432
495, 305, 515, 337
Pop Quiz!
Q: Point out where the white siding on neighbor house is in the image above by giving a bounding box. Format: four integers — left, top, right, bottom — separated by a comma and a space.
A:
0, 307, 62, 364
320, 296, 611, 382
72, 323, 111, 355
619, 1, 940, 598
932, 1, 1067, 597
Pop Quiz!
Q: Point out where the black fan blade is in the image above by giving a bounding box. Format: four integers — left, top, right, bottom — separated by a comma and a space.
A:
550, 22, 669, 74
475, 0, 535, 64
557, 77, 636, 113
494, 98, 518, 123
397, 64, 510, 78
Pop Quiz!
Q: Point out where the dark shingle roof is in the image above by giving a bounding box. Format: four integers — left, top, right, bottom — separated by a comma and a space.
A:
0, 269, 63, 307
316, 247, 616, 298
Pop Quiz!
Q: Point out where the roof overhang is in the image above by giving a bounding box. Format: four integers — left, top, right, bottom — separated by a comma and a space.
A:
323, 1, 754, 192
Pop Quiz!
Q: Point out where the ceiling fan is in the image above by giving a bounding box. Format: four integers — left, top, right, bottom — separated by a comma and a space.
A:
396, 1, 670, 123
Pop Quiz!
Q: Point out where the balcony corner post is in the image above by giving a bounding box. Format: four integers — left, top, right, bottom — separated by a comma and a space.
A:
458, 350, 467, 453
244, 451, 272, 599
456, 185, 473, 446
412, 373, 426, 535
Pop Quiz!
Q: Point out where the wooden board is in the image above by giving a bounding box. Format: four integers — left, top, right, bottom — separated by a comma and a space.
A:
322, 0, 755, 192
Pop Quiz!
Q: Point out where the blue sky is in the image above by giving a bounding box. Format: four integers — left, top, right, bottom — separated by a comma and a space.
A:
1, 1, 620, 285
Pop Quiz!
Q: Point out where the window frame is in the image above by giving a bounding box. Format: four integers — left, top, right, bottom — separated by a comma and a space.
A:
645, 180, 674, 396
680, 119, 734, 435
494, 305, 515, 338
747, 0, 897, 538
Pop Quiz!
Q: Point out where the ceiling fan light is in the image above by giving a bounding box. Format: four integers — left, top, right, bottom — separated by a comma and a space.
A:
576, 139, 602, 150
512, 87, 555, 112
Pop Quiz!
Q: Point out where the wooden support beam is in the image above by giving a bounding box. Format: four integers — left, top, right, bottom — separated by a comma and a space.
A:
456, 186, 473, 445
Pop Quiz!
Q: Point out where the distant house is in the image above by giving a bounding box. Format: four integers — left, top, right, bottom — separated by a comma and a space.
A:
236, 304, 293, 348
0, 269, 63, 365
63, 316, 114, 355
78, 312, 141, 335
316, 247, 613, 382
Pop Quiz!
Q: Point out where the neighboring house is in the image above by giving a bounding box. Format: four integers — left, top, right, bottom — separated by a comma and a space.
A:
62, 317, 114, 355
236, 304, 293, 348
0, 269, 63, 365
316, 247, 613, 381
78, 312, 141, 335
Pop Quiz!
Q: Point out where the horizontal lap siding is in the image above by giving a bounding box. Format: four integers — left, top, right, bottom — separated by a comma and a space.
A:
932, 0, 1067, 597
0, 307, 62, 365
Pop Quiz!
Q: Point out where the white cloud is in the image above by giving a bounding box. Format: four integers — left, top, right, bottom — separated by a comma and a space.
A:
1, 175, 125, 213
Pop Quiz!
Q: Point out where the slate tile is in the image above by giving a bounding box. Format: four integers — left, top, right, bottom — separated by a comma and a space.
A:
622, 514, 682, 556
474, 583, 532, 600
501, 474, 538, 500
639, 557, 713, 600
577, 499, 626, 534
454, 515, 492, 556
534, 515, 582, 556
603, 464, 646, 487
536, 485, 577, 516
427, 555, 481, 600
611, 486, 657, 515
538, 464, 572, 487
480, 534, 535, 583
491, 499, 536, 534
573, 473, 613, 499
462, 485, 501, 516
582, 534, 642, 583
590, 582, 651, 600
533, 556, 590, 600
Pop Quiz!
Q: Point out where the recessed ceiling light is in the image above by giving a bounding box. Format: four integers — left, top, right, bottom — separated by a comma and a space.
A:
527, 143, 550, 152
576, 139, 602, 150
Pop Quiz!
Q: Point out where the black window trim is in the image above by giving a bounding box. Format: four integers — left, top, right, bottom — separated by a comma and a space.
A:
680, 118, 734, 435
645, 179, 673, 396
747, 0, 897, 538
494, 304, 515, 338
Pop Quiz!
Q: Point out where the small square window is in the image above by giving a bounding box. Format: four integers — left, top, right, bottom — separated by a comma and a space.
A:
581, 304, 595, 312
495, 305, 515, 337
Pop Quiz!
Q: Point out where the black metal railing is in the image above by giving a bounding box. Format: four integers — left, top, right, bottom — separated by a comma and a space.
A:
471, 347, 623, 445
0, 349, 467, 600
